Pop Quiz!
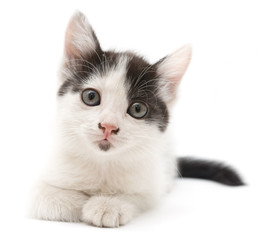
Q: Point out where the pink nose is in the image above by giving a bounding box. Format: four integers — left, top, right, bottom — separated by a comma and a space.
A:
98, 123, 119, 139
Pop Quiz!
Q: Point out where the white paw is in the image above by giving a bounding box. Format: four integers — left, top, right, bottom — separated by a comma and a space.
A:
81, 196, 135, 227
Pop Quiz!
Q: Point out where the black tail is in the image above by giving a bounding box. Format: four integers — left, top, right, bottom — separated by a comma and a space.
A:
177, 157, 245, 186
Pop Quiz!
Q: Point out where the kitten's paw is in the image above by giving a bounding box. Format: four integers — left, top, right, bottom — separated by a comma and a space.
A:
81, 196, 135, 227
29, 182, 89, 222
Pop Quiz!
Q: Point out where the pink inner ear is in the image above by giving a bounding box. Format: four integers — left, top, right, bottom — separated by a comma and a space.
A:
65, 25, 77, 58
64, 12, 98, 59
156, 45, 192, 103
65, 12, 86, 59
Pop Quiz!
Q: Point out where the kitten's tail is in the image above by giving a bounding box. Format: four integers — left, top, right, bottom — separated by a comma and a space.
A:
177, 157, 245, 186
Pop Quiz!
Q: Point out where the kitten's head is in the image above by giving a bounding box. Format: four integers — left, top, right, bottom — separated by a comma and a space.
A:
57, 12, 191, 155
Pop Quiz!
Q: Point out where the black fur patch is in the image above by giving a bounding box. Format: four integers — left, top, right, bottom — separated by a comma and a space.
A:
178, 157, 244, 186
125, 54, 169, 131
58, 51, 104, 96
58, 51, 124, 96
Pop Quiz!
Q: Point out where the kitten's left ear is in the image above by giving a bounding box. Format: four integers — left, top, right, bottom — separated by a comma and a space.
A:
65, 11, 102, 59
155, 45, 192, 104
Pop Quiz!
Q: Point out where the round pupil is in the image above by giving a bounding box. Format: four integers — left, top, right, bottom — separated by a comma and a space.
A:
88, 92, 95, 100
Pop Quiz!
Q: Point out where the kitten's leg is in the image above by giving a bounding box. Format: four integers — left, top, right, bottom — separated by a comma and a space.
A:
81, 194, 154, 227
29, 181, 89, 222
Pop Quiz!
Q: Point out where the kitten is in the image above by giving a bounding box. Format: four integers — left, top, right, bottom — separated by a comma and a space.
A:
29, 11, 244, 227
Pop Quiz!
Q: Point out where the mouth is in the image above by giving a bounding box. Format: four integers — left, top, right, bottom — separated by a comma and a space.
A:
98, 139, 112, 152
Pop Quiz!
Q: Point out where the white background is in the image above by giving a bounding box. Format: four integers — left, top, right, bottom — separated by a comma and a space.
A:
0, 0, 257, 239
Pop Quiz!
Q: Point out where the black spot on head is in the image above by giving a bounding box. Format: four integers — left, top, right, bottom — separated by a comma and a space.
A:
125, 53, 169, 132
58, 49, 103, 96
58, 50, 123, 96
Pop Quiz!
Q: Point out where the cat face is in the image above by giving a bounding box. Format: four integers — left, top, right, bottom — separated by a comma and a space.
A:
57, 12, 191, 155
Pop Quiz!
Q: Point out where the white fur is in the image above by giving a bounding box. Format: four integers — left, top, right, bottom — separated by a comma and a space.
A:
29, 12, 191, 227
29, 56, 175, 226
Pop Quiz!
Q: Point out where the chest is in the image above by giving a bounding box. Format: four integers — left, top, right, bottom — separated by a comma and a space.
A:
48, 154, 166, 195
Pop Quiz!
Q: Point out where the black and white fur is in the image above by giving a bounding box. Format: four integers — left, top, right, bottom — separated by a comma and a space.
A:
29, 12, 243, 227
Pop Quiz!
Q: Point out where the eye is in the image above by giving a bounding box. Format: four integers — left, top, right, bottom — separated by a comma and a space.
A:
127, 102, 148, 119
81, 89, 101, 106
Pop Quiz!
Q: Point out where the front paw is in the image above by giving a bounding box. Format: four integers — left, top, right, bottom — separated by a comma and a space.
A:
81, 196, 135, 227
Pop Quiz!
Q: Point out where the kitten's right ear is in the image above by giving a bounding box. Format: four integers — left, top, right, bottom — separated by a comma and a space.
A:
65, 11, 101, 59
